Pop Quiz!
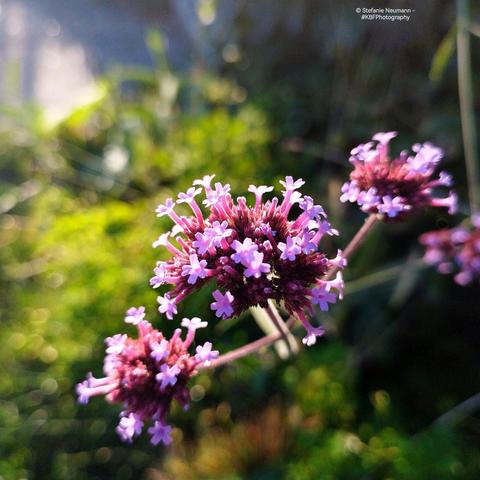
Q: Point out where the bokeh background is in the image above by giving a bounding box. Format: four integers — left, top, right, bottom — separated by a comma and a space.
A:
1, 0, 480, 478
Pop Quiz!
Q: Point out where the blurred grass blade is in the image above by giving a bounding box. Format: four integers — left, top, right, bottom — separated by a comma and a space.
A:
389, 251, 423, 308
457, 0, 480, 213
145, 29, 170, 72
429, 23, 457, 83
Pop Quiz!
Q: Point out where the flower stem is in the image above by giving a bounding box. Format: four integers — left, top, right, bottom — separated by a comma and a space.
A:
205, 215, 378, 368
457, 0, 480, 213
202, 330, 283, 369
325, 214, 378, 280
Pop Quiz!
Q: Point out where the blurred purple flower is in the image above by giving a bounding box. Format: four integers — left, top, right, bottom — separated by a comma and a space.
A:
420, 215, 480, 286
341, 132, 457, 220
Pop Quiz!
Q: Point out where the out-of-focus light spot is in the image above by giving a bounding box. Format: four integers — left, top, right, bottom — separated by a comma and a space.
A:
10, 332, 26, 350
222, 44, 241, 63
370, 390, 390, 413
216, 402, 231, 421
31, 408, 48, 422
287, 405, 303, 427
283, 137, 304, 153
40, 378, 58, 395
33, 308, 50, 323
103, 145, 129, 173
344, 433, 364, 454
197, 0, 216, 25
94, 447, 112, 464
232, 86, 247, 103
190, 384, 205, 402
197, 374, 212, 390
199, 408, 215, 427
30, 334, 45, 349
40, 345, 58, 363
1, 214, 17, 230
44, 18, 61, 37
47, 272, 64, 288
89, 420, 106, 436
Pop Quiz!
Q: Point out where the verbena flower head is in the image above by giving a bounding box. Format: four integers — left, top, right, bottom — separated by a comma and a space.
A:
340, 132, 457, 220
153, 176, 345, 345
419, 214, 480, 286
76, 307, 218, 445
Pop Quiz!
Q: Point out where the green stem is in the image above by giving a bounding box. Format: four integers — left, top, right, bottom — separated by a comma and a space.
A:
325, 214, 378, 281
457, 0, 480, 213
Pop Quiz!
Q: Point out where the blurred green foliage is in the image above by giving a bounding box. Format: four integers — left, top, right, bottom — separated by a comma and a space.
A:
2, 2, 480, 479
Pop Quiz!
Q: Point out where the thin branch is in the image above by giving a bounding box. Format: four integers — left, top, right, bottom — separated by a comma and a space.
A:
202, 316, 297, 369
325, 214, 378, 281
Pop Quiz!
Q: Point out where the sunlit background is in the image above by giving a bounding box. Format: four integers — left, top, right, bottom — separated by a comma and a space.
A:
1, 0, 480, 479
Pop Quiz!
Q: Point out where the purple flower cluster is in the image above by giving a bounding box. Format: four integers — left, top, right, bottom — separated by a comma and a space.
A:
419, 214, 480, 286
153, 176, 345, 345
76, 307, 218, 445
340, 132, 457, 220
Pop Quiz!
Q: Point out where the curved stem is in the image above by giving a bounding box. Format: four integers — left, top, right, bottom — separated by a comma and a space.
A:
325, 214, 378, 280
202, 331, 283, 369
202, 316, 297, 370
